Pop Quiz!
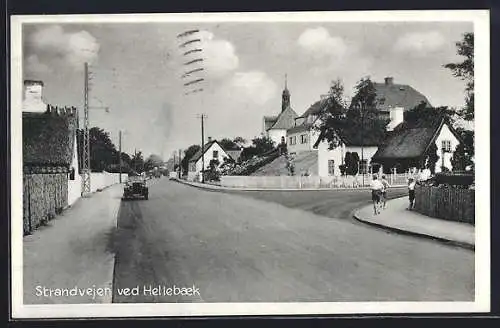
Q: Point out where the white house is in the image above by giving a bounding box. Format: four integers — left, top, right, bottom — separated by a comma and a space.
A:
262, 77, 298, 146
313, 126, 381, 177
372, 108, 462, 173
187, 138, 233, 181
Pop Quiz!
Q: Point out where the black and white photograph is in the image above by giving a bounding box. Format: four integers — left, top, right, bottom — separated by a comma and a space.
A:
10, 10, 490, 318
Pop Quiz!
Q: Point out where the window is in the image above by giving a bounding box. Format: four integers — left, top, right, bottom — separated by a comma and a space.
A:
301, 134, 307, 144
69, 167, 75, 180
289, 137, 293, 145
293, 136, 297, 145
213, 150, 219, 158
441, 140, 452, 152
328, 160, 335, 176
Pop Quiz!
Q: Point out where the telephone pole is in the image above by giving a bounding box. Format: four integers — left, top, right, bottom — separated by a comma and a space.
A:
200, 114, 206, 183
178, 148, 182, 179
82, 62, 91, 195
119, 130, 122, 183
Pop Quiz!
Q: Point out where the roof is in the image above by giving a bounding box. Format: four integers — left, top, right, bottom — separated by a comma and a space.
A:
373, 82, 432, 111
189, 140, 230, 163
313, 125, 385, 148
287, 122, 315, 134
23, 110, 78, 167
299, 98, 329, 118
269, 106, 298, 130
263, 115, 278, 131
372, 114, 449, 160
226, 149, 243, 161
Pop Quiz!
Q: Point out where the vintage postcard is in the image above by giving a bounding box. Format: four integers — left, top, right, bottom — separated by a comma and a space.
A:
10, 10, 490, 318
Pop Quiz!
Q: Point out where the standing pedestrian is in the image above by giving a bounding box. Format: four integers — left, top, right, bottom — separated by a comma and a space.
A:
380, 174, 390, 209
370, 174, 383, 215
407, 177, 416, 210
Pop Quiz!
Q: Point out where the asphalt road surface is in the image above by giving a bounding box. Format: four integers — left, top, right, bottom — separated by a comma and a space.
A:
112, 178, 474, 303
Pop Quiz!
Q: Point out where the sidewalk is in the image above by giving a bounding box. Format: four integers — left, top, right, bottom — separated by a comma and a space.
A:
353, 197, 475, 250
23, 183, 123, 304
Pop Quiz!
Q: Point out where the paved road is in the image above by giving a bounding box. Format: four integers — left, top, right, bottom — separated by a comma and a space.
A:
112, 179, 473, 303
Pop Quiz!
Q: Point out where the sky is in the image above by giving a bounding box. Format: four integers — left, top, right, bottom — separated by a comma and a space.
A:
21, 20, 473, 160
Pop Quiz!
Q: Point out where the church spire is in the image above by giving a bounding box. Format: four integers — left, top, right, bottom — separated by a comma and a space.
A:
282, 73, 290, 112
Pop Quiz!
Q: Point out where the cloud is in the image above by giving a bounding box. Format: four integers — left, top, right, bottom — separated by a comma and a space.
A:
297, 27, 348, 59
25, 54, 52, 75
197, 30, 239, 78
393, 31, 445, 55
30, 25, 100, 71
226, 71, 277, 105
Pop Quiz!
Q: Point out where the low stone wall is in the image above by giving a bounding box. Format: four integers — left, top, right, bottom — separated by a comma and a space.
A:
414, 185, 475, 225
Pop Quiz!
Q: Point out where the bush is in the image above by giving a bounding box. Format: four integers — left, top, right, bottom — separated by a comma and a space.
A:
434, 172, 474, 186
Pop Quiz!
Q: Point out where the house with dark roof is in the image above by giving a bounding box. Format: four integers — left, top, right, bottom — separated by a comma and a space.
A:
373, 76, 432, 123
372, 112, 462, 173
187, 137, 234, 181
262, 76, 298, 146
22, 80, 81, 233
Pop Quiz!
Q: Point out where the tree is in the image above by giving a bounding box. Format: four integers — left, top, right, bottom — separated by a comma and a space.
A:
233, 136, 246, 147
251, 135, 275, 153
219, 138, 239, 150
444, 32, 474, 120
316, 79, 349, 150
77, 127, 120, 172
144, 154, 164, 171
425, 143, 439, 174
451, 129, 474, 171
181, 144, 201, 176
130, 151, 144, 173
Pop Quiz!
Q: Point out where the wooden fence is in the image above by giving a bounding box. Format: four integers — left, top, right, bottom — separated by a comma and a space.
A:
414, 185, 475, 225
23, 172, 68, 235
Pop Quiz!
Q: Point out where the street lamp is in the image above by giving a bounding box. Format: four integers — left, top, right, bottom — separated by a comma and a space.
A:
354, 100, 365, 186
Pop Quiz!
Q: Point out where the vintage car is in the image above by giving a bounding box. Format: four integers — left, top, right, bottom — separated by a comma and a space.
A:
122, 175, 149, 200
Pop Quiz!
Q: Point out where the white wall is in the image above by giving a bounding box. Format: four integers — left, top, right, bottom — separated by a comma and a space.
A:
317, 141, 343, 177
267, 129, 286, 146
193, 142, 231, 174
287, 129, 320, 154
434, 123, 460, 173
67, 135, 82, 206
90, 172, 128, 193
317, 140, 379, 177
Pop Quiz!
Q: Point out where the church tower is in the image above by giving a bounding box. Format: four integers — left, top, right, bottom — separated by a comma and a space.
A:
281, 74, 290, 112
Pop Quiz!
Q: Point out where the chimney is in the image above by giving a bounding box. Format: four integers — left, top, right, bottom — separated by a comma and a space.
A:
384, 77, 394, 86
207, 137, 212, 143
22, 80, 46, 113
387, 106, 404, 131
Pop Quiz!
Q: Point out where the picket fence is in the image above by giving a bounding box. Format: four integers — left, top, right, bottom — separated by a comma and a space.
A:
220, 173, 410, 189
414, 185, 475, 225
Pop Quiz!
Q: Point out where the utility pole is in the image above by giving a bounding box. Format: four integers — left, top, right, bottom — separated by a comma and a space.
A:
119, 130, 122, 183
82, 62, 91, 195
178, 148, 182, 179
81, 62, 110, 195
200, 113, 206, 183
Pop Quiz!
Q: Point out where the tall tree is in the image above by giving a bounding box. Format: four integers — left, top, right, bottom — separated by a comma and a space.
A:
181, 144, 201, 175
444, 32, 474, 120
130, 151, 144, 173
316, 79, 349, 149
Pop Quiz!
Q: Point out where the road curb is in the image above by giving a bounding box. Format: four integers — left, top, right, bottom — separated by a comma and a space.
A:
352, 209, 475, 251
173, 178, 406, 192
